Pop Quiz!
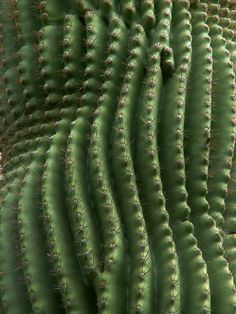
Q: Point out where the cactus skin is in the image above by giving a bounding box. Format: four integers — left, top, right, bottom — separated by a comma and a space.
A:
111, 25, 153, 313
134, 24, 180, 314
206, 5, 236, 234
184, 3, 236, 313
2, 1, 236, 314
87, 14, 129, 313
222, 5, 236, 285
18, 148, 62, 313
158, 2, 211, 313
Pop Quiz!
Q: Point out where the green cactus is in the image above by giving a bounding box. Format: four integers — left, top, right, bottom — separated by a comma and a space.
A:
1, 0, 236, 313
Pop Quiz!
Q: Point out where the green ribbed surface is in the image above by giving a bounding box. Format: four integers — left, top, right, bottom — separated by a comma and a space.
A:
0, 0, 236, 313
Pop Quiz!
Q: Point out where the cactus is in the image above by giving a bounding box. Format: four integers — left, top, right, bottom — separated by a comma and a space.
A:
1, 0, 236, 313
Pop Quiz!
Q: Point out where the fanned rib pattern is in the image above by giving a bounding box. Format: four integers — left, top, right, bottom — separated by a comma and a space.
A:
1, 1, 236, 313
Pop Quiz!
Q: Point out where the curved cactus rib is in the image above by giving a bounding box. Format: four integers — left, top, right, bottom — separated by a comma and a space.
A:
18, 148, 62, 313
66, 107, 101, 284
64, 11, 101, 286
65, 7, 107, 291
16, 0, 41, 44
222, 3, 236, 289
87, 14, 129, 313
0, 1, 24, 144
184, 3, 236, 313
224, 147, 236, 286
205, 7, 236, 312
111, 25, 153, 313
158, 2, 211, 313
206, 4, 236, 232
134, 33, 180, 314
0, 1, 236, 313
42, 121, 96, 314
0, 176, 32, 314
